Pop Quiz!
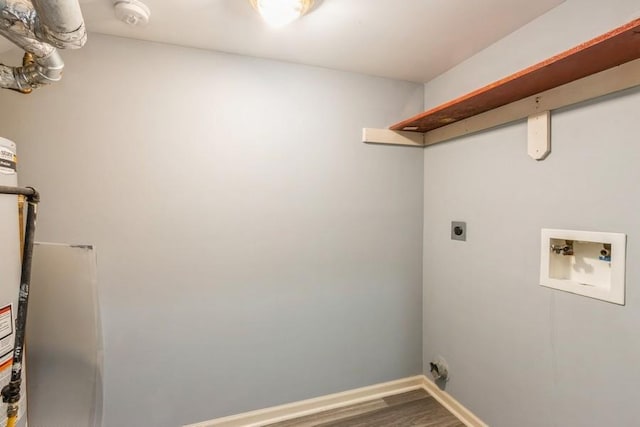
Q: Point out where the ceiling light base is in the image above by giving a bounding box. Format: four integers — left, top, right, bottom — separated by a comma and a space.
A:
249, 0, 316, 27
114, 0, 151, 26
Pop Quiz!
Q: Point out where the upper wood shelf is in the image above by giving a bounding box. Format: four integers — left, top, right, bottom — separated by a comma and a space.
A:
391, 18, 640, 133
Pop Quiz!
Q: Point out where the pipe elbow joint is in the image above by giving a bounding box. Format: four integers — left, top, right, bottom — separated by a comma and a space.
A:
12, 50, 64, 90
25, 187, 40, 203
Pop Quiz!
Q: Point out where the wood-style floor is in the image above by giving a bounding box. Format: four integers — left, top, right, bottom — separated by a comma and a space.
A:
265, 389, 464, 427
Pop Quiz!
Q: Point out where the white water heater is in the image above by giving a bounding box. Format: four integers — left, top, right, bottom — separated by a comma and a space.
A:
0, 137, 27, 426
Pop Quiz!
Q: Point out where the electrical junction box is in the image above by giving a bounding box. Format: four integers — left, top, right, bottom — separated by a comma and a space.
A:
540, 229, 626, 305
451, 221, 466, 241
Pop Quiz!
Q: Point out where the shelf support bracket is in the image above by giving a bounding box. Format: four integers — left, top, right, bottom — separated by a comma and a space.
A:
362, 128, 425, 147
527, 110, 551, 160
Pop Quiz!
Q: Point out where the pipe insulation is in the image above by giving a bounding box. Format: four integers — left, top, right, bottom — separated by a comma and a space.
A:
31, 0, 87, 48
0, 0, 86, 92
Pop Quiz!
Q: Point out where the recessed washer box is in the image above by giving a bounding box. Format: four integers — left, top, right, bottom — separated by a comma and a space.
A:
540, 229, 626, 305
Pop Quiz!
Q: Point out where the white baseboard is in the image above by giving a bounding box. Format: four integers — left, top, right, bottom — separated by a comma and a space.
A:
420, 377, 488, 427
184, 375, 486, 427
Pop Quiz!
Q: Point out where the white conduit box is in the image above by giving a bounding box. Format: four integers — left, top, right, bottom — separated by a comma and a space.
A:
540, 229, 626, 305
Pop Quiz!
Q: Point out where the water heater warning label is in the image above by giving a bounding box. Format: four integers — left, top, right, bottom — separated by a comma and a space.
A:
0, 147, 16, 174
0, 306, 13, 358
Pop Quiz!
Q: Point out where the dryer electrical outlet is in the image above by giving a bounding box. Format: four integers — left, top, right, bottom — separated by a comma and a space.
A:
540, 229, 626, 305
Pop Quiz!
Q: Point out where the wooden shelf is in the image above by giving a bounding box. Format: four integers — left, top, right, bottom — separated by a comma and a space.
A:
390, 18, 640, 133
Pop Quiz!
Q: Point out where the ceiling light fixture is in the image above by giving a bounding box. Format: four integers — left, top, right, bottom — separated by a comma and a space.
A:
114, 0, 151, 26
250, 0, 315, 28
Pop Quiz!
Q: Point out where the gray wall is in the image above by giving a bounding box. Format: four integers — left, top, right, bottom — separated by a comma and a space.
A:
422, 1, 640, 426
0, 35, 425, 426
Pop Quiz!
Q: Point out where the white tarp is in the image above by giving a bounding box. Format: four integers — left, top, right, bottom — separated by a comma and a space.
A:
26, 243, 103, 427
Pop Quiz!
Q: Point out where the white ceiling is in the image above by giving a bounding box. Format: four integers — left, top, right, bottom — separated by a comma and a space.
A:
12, 0, 565, 83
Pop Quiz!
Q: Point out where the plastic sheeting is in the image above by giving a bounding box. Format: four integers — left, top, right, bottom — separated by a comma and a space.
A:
26, 243, 103, 427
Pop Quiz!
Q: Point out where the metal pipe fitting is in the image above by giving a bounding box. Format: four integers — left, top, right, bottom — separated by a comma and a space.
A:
0, 0, 85, 92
